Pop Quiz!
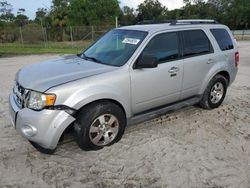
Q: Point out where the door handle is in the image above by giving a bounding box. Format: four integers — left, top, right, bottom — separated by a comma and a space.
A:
207, 59, 215, 64
168, 67, 179, 73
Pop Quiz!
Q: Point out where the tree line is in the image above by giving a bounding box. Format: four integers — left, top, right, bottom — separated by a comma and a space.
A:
0, 0, 249, 41
1, 0, 249, 29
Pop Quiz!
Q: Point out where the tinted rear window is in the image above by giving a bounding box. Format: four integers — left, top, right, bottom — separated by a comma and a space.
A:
210, 29, 234, 51
183, 30, 212, 57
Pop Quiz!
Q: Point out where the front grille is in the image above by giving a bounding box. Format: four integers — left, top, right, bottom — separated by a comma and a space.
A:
13, 82, 28, 109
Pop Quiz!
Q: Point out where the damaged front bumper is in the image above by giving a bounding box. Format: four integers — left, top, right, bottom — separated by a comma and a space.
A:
9, 91, 75, 150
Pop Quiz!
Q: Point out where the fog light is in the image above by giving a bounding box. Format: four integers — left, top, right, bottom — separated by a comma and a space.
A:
21, 124, 37, 137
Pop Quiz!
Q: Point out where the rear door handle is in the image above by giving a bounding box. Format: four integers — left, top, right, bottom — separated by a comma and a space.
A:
207, 59, 215, 64
168, 67, 179, 73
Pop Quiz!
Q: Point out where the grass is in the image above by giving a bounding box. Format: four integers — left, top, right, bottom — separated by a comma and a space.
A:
0, 41, 92, 56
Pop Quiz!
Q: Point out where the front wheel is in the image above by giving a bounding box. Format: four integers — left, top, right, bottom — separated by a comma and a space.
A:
200, 75, 228, 109
74, 101, 126, 151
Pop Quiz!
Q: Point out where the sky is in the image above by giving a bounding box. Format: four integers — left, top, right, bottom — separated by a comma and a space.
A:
7, 0, 184, 19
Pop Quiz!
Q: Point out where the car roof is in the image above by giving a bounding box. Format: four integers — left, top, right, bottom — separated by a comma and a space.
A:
118, 20, 227, 34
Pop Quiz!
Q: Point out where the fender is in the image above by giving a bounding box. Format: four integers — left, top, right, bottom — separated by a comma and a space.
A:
199, 61, 230, 95
62, 84, 132, 118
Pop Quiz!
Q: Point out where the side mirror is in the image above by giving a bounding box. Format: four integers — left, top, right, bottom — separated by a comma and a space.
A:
134, 54, 158, 69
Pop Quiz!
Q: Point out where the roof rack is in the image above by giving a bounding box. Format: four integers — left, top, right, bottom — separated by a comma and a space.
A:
137, 19, 219, 25
137, 20, 174, 25
170, 19, 219, 25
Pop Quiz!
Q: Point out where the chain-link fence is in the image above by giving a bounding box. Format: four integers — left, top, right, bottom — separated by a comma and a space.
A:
1, 24, 250, 51
232, 30, 250, 40
0, 23, 114, 50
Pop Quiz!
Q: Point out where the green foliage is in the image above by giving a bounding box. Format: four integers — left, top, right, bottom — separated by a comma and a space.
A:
15, 15, 28, 26
0, 12, 15, 22
35, 8, 47, 25
137, 0, 167, 21
50, 0, 69, 28
68, 0, 121, 26
1, 0, 250, 45
180, 1, 218, 19
0, 1, 12, 15
120, 6, 137, 25
0, 1, 14, 22
218, 0, 250, 29
180, 0, 250, 29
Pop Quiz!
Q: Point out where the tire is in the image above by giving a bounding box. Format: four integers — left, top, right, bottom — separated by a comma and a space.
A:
200, 74, 228, 109
29, 141, 56, 154
74, 101, 126, 151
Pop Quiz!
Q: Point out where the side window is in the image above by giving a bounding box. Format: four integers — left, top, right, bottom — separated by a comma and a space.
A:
142, 32, 179, 63
210, 29, 234, 51
183, 30, 213, 57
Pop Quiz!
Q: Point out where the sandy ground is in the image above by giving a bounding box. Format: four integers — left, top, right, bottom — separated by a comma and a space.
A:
0, 42, 250, 188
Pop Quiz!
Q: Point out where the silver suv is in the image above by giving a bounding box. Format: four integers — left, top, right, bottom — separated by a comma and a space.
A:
9, 20, 239, 154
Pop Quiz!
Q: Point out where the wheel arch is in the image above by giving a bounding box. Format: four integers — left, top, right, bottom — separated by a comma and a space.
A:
74, 98, 127, 119
217, 70, 230, 85
199, 68, 230, 95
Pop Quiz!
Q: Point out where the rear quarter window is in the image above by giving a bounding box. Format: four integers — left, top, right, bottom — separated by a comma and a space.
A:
210, 29, 234, 51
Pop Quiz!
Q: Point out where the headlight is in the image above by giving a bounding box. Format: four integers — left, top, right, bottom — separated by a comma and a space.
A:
26, 91, 56, 110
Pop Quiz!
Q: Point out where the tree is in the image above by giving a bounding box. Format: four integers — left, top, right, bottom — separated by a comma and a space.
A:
137, 0, 167, 22
183, 1, 216, 19
50, 0, 70, 28
68, 0, 121, 26
35, 8, 47, 25
15, 8, 28, 26
183, 0, 204, 5
0, 1, 12, 14
217, 0, 250, 29
120, 6, 137, 25
0, 1, 14, 22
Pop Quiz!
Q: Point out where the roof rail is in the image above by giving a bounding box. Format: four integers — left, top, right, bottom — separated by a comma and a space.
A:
137, 20, 175, 25
170, 19, 219, 25
136, 19, 219, 25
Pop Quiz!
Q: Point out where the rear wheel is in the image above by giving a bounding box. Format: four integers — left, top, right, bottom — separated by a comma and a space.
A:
74, 101, 126, 151
200, 75, 228, 109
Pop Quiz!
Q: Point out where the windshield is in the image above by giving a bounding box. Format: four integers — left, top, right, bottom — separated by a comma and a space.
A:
81, 29, 148, 67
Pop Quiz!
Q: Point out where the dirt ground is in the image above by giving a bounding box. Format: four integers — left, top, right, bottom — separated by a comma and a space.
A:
0, 42, 250, 188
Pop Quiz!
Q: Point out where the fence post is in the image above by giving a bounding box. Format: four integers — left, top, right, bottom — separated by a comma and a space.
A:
44, 27, 48, 47
41, 26, 46, 48
63, 28, 65, 41
242, 30, 245, 40
19, 27, 24, 47
70, 26, 73, 42
91, 26, 94, 42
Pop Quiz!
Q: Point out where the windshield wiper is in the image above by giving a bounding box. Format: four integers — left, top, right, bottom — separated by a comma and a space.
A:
81, 53, 103, 64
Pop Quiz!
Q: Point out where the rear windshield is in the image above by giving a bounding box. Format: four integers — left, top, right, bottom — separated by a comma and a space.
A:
210, 29, 234, 51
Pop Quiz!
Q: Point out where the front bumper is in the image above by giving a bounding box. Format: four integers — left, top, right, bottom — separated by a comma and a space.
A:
9, 91, 75, 150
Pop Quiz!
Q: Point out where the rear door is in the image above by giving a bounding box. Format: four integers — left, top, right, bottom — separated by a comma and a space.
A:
130, 32, 184, 114
181, 29, 215, 99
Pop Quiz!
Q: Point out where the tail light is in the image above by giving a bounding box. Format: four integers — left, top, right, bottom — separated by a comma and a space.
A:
235, 52, 239, 67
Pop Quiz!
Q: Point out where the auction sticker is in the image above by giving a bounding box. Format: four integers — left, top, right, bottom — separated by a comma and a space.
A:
122, 38, 140, 45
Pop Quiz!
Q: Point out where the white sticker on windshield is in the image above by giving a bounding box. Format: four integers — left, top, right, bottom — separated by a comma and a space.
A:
122, 38, 140, 45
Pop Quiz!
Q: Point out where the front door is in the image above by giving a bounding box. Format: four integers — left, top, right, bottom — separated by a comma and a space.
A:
130, 32, 184, 114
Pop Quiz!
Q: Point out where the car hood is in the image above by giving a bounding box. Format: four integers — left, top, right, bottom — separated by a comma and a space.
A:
16, 55, 118, 92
